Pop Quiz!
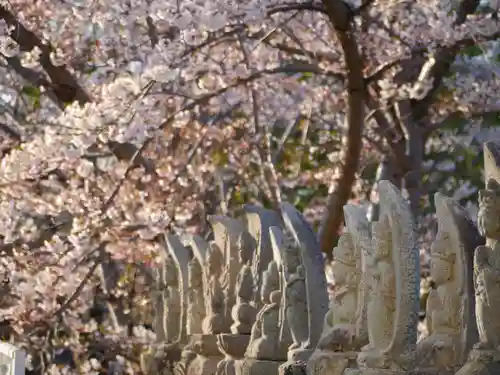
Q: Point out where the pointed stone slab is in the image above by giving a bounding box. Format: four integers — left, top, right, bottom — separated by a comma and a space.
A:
244, 205, 283, 301
183, 234, 209, 265
165, 233, 191, 343
208, 215, 248, 261
484, 141, 500, 184
343, 204, 372, 345
280, 202, 329, 352
377, 180, 419, 362
434, 193, 480, 364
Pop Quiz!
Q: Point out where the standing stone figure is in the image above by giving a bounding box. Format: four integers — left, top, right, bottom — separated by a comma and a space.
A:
455, 142, 500, 375
280, 203, 329, 362
308, 205, 371, 375
352, 181, 419, 374
416, 193, 478, 371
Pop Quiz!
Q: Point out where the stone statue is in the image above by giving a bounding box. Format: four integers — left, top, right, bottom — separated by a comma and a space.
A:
280, 203, 329, 362
216, 265, 258, 375
353, 181, 419, 374
454, 142, 500, 375
245, 289, 284, 361
416, 193, 475, 371
366, 215, 396, 353
474, 178, 500, 350
187, 257, 205, 335
230, 265, 257, 334
307, 205, 371, 375
202, 276, 226, 335
234, 229, 291, 375
165, 234, 191, 343
157, 254, 181, 343
243, 206, 282, 309
317, 232, 361, 352
283, 243, 308, 354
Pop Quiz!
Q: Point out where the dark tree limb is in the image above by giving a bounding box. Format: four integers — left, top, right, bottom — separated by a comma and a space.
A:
318, 0, 365, 257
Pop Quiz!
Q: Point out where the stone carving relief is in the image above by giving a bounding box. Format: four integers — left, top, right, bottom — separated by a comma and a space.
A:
416, 193, 477, 371
280, 203, 329, 362
454, 142, 500, 375
307, 205, 371, 375
356, 180, 419, 372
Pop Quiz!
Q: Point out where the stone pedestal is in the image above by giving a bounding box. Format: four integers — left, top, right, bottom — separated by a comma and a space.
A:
455, 349, 500, 375
234, 358, 283, 375
183, 334, 222, 375
307, 351, 357, 375
344, 369, 406, 375
279, 360, 307, 375
216, 334, 251, 375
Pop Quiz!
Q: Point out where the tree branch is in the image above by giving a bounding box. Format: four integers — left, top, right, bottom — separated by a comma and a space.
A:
318, 0, 365, 257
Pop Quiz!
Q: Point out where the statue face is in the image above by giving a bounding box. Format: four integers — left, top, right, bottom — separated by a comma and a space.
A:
430, 256, 450, 285
478, 187, 500, 238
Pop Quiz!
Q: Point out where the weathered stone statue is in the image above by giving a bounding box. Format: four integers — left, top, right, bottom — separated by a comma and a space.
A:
456, 141, 500, 375
280, 203, 329, 362
346, 181, 419, 375
208, 215, 251, 329
416, 193, 478, 372
233, 227, 290, 375
141, 236, 188, 375
243, 205, 282, 310
308, 205, 371, 375
187, 257, 205, 335
216, 265, 257, 375
184, 234, 210, 331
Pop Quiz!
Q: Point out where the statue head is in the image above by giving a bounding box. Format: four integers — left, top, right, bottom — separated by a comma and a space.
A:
430, 230, 455, 285
236, 265, 254, 302
478, 179, 500, 239
332, 233, 357, 286
261, 261, 279, 304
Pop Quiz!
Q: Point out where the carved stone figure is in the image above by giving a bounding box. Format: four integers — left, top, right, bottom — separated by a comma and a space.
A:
217, 265, 257, 375
307, 205, 371, 375
317, 232, 361, 352
280, 203, 329, 362
474, 179, 500, 350
230, 265, 257, 334
456, 142, 500, 375
187, 257, 205, 335
153, 254, 181, 343
353, 181, 419, 374
202, 276, 226, 335
243, 206, 282, 309
165, 234, 191, 343
234, 230, 290, 375
208, 216, 250, 327
416, 193, 477, 371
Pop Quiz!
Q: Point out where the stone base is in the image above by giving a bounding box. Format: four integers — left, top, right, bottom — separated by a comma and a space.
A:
288, 349, 316, 362
344, 369, 406, 375
455, 349, 500, 375
279, 360, 307, 375
186, 355, 221, 375
216, 358, 236, 375
307, 350, 357, 375
234, 358, 283, 375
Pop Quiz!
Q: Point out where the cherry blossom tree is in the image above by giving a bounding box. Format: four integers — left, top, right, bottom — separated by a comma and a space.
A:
0, 0, 499, 372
